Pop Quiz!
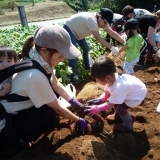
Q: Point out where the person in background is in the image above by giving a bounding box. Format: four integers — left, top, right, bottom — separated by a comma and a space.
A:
86, 56, 147, 132
0, 24, 89, 158
106, 13, 125, 46
119, 19, 144, 75
135, 10, 160, 64
63, 8, 125, 82
121, 5, 151, 20
122, 6, 160, 65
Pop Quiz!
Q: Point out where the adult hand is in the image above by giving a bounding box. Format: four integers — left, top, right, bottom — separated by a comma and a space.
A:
67, 118, 92, 135
110, 46, 119, 56
69, 97, 83, 108
87, 99, 102, 105
77, 118, 87, 133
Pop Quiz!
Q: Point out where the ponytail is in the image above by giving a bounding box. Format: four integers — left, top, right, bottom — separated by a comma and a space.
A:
22, 36, 34, 59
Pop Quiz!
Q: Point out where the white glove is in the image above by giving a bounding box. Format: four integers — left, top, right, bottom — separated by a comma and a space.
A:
123, 40, 126, 45
110, 46, 119, 56
153, 46, 158, 52
157, 49, 160, 58
121, 34, 127, 41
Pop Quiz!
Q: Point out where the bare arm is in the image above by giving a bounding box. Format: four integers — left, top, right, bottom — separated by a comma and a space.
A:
91, 30, 112, 49
47, 99, 79, 121
119, 45, 129, 52
51, 74, 73, 101
104, 25, 125, 45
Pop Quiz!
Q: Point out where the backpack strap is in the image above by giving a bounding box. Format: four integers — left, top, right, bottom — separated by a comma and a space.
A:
0, 60, 52, 102
0, 60, 51, 84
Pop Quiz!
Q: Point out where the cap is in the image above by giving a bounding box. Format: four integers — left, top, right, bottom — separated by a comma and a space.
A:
124, 19, 139, 31
99, 8, 113, 24
34, 24, 81, 59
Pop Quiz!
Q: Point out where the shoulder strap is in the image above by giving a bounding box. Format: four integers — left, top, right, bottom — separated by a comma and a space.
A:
0, 60, 51, 84
0, 60, 52, 102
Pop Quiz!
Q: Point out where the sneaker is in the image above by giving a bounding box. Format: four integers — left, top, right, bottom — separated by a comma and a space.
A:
71, 74, 81, 83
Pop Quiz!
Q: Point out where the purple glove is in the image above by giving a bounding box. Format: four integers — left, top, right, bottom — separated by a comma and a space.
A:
69, 97, 83, 108
78, 118, 87, 133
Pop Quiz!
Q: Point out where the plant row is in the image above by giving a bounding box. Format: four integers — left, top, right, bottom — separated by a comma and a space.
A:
0, 25, 106, 85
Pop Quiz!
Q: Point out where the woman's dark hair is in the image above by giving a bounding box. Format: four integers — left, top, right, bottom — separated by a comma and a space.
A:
22, 36, 58, 59
91, 55, 116, 79
22, 36, 34, 59
121, 5, 134, 17
0, 45, 18, 62
127, 25, 141, 40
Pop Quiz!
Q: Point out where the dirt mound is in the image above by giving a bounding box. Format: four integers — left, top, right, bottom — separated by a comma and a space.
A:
0, 1, 76, 26
7, 51, 160, 160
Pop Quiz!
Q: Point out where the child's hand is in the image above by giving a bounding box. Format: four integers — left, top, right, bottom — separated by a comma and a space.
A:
2, 82, 11, 94
85, 105, 100, 116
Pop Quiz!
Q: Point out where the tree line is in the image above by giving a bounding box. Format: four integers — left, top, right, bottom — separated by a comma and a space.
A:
0, 0, 160, 14
65, 0, 160, 13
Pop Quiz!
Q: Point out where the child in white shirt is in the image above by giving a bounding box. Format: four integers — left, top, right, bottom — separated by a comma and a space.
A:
86, 55, 147, 132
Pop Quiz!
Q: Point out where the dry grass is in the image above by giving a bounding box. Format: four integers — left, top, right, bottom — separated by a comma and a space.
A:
0, 1, 76, 26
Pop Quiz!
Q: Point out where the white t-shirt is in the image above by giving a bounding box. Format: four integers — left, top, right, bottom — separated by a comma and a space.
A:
1, 69, 56, 113
104, 74, 147, 107
113, 13, 123, 20
65, 12, 98, 40
133, 9, 150, 18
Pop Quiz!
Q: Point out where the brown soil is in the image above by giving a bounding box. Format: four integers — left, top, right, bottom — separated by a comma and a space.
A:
0, 1, 76, 26
6, 51, 160, 160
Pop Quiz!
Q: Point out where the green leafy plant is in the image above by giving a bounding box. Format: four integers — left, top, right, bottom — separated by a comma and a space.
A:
0, 25, 106, 85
